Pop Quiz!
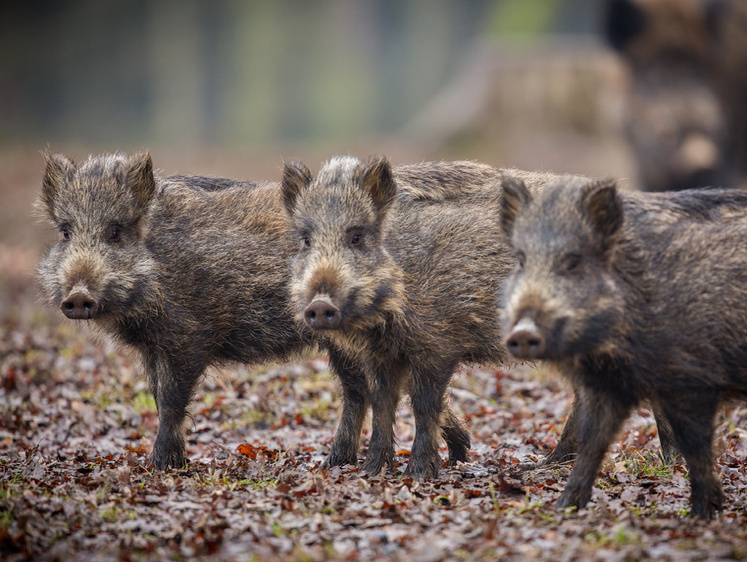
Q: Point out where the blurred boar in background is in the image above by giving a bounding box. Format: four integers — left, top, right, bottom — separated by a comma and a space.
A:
604, 0, 747, 191
37, 151, 335, 469
501, 174, 747, 517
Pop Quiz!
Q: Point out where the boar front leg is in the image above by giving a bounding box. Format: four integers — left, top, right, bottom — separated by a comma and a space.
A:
146, 354, 202, 470
405, 359, 459, 479
557, 386, 631, 510
324, 347, 369, 468
362, 362, 407, 476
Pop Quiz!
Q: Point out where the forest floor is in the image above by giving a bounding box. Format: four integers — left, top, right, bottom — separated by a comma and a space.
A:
2, 247, 747, 561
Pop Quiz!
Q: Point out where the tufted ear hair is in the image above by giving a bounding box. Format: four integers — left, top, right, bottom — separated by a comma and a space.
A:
580, 178, 624, 247
125, 151, 156, 211
500, 176, 532, 240
41, 151, 76, 220
356, 155, 397, 220
281, 160, 313, 215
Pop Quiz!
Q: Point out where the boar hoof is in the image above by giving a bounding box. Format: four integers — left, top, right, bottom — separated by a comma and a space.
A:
692, 484, 724, 519
403, 456, 441, 479
362, 450, 394, 476
447, 444, 469, 466
556, 485, 590, 511
149, 450, 187, 470
323, 449, 357, 469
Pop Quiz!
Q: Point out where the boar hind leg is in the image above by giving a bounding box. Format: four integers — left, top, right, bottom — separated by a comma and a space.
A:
533, 394, 580, 468
147, 356, 202, 470
652, 403, 678, 465
362, 363, 406, 476
325, 348, 369, 468
557, 387, 631, 510
440, 404, 470, 466
660, 392, 723, 518
539, 396, 677, 470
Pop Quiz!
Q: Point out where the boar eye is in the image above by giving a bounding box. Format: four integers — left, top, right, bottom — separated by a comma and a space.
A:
564, 254, 581, 273
302, 236, 311, 249
516, 251, 525, 271
59, 226, 71, 241
349, 232, 363, 247
107, 225, 122, 243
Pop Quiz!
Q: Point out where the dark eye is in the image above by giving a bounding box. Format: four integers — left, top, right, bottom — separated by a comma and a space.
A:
59, 226, 71, 241
302, 237, 311, 249
565, 255, 581, 273
516, 252, 525, 271
349, 232, 363, 247
107, 225, 122, 243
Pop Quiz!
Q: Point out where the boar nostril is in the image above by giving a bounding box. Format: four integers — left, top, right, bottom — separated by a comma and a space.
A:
506, 318, 545, 359
61, 292, 99, 320
303, 298, 341, 330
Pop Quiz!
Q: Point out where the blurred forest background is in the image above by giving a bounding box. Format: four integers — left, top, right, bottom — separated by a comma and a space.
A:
0, 0, 629, 310
2, 0, 606, 147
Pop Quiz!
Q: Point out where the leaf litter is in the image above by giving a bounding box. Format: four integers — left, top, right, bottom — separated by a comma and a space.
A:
2, 249, 747, 561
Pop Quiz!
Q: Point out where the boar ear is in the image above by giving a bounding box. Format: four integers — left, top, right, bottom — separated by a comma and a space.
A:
126, 151, 156, 209
359, 155, 396, 219
281, 161, 312, 215
604, 0, 645, 52
41, 152, 75, 219
501, 176, 531, 239
582, 178, 623, 242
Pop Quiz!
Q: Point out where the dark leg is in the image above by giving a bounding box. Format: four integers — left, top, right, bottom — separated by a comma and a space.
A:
660, 392, 723, 518
652, 403, 678, 464
324, 347, 369, 468
148, 355, 202, 470
405, 361, 456, 478
533, 393, 580, 468
441, 404, 470, 466
557, 387, 631, 510
531, 395, 675, 471
361, 362, 406, 476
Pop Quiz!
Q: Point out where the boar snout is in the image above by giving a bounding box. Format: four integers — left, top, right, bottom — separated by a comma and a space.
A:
61, 291, 99, 320
303, 297, 341, 330
506, 317, 545, 359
